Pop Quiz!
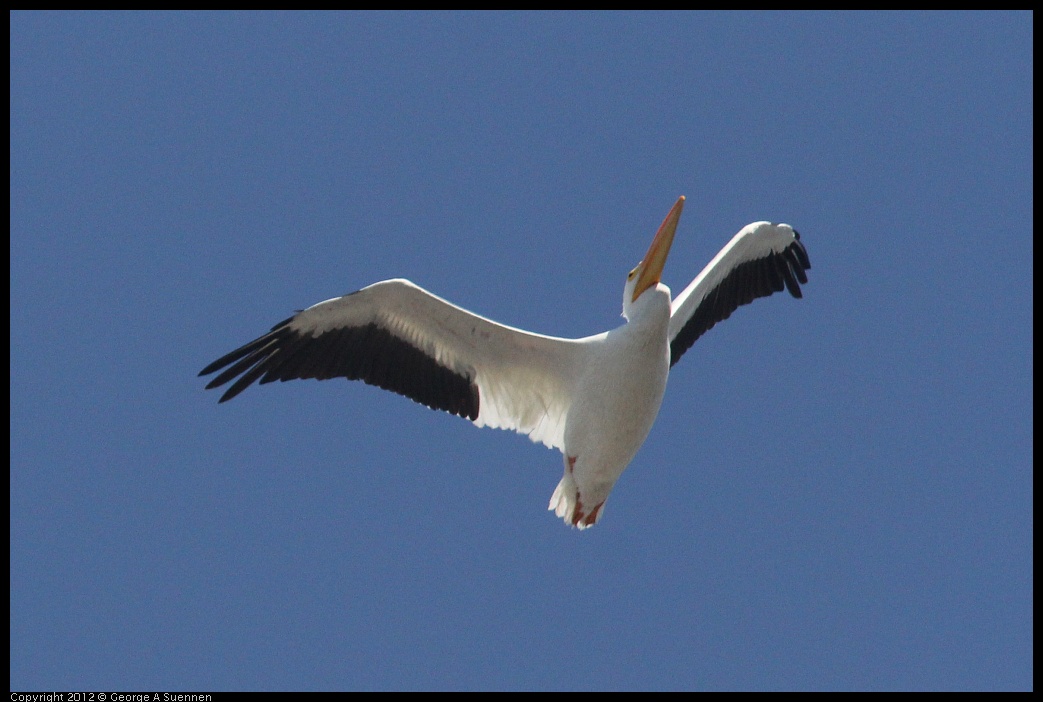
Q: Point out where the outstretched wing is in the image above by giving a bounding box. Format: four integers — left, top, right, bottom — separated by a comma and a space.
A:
200, 278, 591, 450
668, 222, 810, 366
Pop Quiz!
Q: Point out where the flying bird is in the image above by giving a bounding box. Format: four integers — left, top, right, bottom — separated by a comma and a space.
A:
199, 197, 809, 528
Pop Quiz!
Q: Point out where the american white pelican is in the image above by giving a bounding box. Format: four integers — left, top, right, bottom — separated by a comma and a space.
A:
200, 197, 809, 529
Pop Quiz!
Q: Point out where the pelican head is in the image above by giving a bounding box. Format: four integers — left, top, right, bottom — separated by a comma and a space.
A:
623, 196, 684, 319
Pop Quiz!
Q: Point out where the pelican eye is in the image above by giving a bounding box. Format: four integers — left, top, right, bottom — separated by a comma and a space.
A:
627, 266, 639, 281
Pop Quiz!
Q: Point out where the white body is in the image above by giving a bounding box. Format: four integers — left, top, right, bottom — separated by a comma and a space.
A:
551, 282, 671, 527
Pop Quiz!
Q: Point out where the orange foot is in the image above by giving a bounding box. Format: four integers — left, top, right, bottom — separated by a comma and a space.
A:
571, 494, 604, 528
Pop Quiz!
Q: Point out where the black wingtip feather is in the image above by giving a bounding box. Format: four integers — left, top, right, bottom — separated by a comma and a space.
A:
201, 317, 481, 420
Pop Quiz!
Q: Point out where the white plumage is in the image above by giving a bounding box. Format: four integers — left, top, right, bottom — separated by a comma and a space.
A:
200, 197, 809, 528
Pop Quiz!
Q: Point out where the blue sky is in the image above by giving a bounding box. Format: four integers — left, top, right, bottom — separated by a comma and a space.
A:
10, 11, 1031, 691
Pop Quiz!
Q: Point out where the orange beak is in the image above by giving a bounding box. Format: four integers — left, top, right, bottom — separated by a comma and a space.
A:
632, 196, 685, 302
